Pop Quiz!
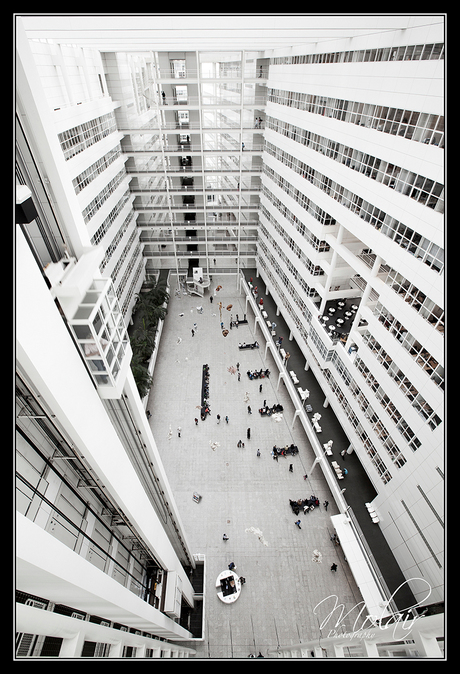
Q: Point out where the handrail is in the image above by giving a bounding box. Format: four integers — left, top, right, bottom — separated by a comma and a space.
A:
151, 68, 268, 80
120, 123, 265, 131
133, 203, 260, 211
129, 186, 261, 193
122, 144, 265, 153
125, 164, 262, 175
156, 95, 267, 107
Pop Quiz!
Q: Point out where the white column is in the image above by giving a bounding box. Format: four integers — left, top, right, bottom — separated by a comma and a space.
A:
108, 640, 124, 658
309, 456, 323, 474
291, 409, 300, 428
410, 631, 444, 658
58, 630, 86, 658
361, 640, 380, 657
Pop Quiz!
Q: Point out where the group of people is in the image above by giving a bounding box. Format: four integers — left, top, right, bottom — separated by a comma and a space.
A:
259, 403, 283, 416
289, 495, 321, 516
272, 444, 299, 457
201, 364, 211, 420
246, 367, 269, 378
238, 341, 260, 350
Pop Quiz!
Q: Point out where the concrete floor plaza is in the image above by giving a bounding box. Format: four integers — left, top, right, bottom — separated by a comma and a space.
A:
147, 274, 365, 659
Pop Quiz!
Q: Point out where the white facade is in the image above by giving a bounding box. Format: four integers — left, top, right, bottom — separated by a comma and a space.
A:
15, 15, 444, 658
16, 224, 198, 647
258, 22, 444, 606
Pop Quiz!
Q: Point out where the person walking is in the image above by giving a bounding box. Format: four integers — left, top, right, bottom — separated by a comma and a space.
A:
323, 500, 329, 511
225, 415, 229, 424
257, 449, 261, 457
330, 563, 338, 572
247, 428, 251, 439
295, 520, 301, 529
217, 414, 221, 424
177, 427, 181, 437
191, 329, 195, 337
223, 533, 229, 542
289, 464, 293, 472
259, 384, 262, 393
194, 418, 198, 425
238, 372, 241, 381
247, 406, 252, 414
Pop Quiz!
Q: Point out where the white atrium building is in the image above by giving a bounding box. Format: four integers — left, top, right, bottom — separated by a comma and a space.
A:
15, 15, 445, 659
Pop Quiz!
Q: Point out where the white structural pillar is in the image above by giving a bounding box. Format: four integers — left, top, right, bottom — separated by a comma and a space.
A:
291, 409, 300, 428
59, 631, 86, 658
309, 456, 323, 474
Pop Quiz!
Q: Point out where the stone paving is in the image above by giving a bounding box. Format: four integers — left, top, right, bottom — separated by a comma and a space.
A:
147, 275, 365, 659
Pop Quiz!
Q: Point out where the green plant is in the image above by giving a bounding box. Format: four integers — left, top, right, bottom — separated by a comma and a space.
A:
130, 353, 153, 399
130, 276, 169, 397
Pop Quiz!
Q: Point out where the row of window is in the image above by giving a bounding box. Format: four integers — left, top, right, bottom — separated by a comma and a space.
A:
271, 42, 444, 66
322, 366, 393, 484
110, 227, 138, 286
267, 88, 444, 147
259, 224, 321, 296
266, 115, 444, 213
260, 209, 324, 277
72, 145, 122, 195
355, 356, 441, 431
100, 210, 136, 273
91, 190, 131, 246
58, 112, 117, 161
262, 167, 336, 226
82, 169, 127, 224
260, 199, 329, 253
361, 334, 442, 429
120, 254, 144, 318
372, 303, 444, 388
331, 349, 417, 460
355, 358, 424, 444
257, 244, 313, 325
264, 142, 444, 273
385, 267, 444, 334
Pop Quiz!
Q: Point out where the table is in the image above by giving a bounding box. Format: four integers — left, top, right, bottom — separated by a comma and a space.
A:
216, 570, 241, 603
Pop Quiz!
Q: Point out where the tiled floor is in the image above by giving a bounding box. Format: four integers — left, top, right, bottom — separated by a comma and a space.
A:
147, 273, 366, 658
